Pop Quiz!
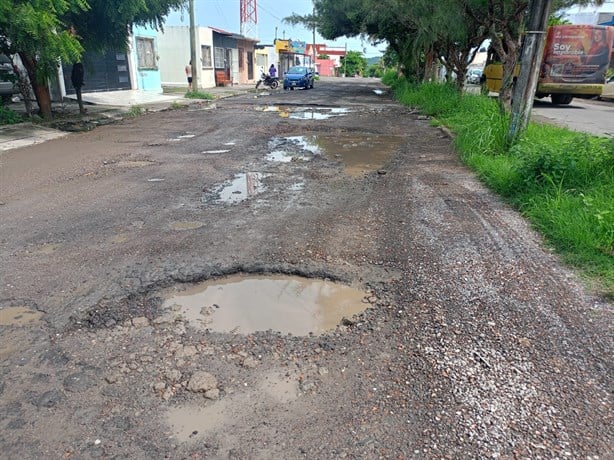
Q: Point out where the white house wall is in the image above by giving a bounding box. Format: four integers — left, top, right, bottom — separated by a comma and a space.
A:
157, 26, 215, 89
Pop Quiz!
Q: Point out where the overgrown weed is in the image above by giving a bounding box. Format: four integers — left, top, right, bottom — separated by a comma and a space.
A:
385, 76, 614, 297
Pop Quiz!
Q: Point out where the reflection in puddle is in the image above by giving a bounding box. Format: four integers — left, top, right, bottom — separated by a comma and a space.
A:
289, 108, 350, 120
266, 150, 309, 162
257, 106, 350, 120
267, 134, 402, 176
202, 149, 230, 154
318, 134, 402, 176
266, 136, 321, 163
161, 274, 368, 335
0, 307, 43, 326
210, 173, 265, 204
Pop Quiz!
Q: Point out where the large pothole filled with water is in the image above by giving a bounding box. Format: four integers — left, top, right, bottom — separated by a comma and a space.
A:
161, 274, 370, 336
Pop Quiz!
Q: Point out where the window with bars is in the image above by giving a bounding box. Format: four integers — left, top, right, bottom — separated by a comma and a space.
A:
214, 47, 225, 68
238, 48, 244, 69
201, 45, 212, 67
136, 37, 157, 69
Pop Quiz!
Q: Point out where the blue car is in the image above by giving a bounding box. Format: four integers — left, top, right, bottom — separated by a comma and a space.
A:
283, 66, 314, 90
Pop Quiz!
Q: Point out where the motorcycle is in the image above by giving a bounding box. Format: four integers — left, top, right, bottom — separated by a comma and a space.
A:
255, 72, 279, 89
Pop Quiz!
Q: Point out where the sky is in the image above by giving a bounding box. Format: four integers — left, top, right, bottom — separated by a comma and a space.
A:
164, 0, 386, 58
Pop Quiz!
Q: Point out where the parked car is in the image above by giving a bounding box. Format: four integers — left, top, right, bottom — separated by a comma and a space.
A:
466, 68, 483, 85
283, 66, 314, 90
0, 54, 18, 104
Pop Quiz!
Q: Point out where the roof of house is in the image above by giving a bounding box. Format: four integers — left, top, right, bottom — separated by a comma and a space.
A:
209, 26, 259, 43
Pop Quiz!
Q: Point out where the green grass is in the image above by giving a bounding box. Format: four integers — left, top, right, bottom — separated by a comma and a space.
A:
185, 91, 214, 100
169, 101, 188, 110
384, 74, 614, 297
0, 105, 23, 125
126, 105, 145, 118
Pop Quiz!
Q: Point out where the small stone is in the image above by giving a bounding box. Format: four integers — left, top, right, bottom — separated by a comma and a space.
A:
242, 357, 258, 369
36, 390, 65, 408
341, 317, 356, 326
200, 346, 215, 356
105, 372, 120, 384
204, 388, 220, 400
153, 382, 166, 391
176, 345, 198, 358
187, 371, 218, 393
518, 337, 531, 347
164, 369, 182, 382
132, 317, 150, 328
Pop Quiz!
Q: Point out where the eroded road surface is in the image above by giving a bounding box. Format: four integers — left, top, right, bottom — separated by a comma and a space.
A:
1, 78, 611, 459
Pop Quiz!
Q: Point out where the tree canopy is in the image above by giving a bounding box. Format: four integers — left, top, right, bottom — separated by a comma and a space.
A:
0, 0, 185, 118
311, 0, 605, 94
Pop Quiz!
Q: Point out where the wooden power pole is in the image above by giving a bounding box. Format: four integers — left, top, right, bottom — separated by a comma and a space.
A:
507, 0, 553, 145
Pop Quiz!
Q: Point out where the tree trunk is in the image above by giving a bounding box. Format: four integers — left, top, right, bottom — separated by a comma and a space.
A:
18, 52, 53, 120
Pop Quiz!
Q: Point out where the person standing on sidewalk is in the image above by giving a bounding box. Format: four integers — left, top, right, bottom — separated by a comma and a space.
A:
185, 61, 193, 90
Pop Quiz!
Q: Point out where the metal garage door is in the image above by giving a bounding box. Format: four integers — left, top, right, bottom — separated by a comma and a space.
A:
63, 50, 131, 94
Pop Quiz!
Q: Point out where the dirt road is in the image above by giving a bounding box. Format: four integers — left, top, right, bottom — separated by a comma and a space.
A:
0, 78, 611, 459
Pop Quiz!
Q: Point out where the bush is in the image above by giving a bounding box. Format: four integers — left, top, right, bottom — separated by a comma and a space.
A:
0, 105, 22, 125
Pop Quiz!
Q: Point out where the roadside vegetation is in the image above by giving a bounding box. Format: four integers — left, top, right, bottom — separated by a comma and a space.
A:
0, 105, 22, 125
184, 90, 214, 100
383, 71, 614, 297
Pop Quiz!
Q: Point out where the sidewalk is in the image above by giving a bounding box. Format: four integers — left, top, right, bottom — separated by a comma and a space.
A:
0, 84, 255, 152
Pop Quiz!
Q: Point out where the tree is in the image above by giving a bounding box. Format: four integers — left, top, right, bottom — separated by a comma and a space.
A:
0, 0, 185, 119
0, 0, 87, 119
64, 0, 186, 53
341, 50, 368, 76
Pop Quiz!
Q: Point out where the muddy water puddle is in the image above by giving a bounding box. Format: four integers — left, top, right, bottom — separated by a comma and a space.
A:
0, 307, 43, 326
204, 172, 266, 204
167, 371, 300, 442
161, 274, 368, 335
257, 106, 350, 119
268, 134, 403, 175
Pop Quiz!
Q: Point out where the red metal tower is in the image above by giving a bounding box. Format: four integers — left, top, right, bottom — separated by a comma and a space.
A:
240, 0, 258, 38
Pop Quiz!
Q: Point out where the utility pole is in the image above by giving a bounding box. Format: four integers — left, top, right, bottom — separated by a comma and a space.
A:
189, 0, 199, 91
344, 43, 347, 77
508, 0, 553, 144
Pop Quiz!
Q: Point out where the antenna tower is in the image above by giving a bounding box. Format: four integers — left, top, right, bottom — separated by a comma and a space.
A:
240, 0, 258, 38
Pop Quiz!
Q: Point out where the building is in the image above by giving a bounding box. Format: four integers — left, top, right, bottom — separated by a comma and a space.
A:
210, 27, 258, 86
305, 44, 347, 76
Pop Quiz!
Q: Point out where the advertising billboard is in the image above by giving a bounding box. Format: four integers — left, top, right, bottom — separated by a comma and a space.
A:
540, 25, 614, 84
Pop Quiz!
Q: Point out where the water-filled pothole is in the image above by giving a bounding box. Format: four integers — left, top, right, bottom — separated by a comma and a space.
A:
267, 134, 402, 176
0, 307, 43, 326
204, 172, 266, 204
161, 274, 369, 335
257, 106, 350, 119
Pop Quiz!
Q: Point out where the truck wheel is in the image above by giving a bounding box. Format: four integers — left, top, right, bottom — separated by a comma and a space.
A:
551, 94, 573, 105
